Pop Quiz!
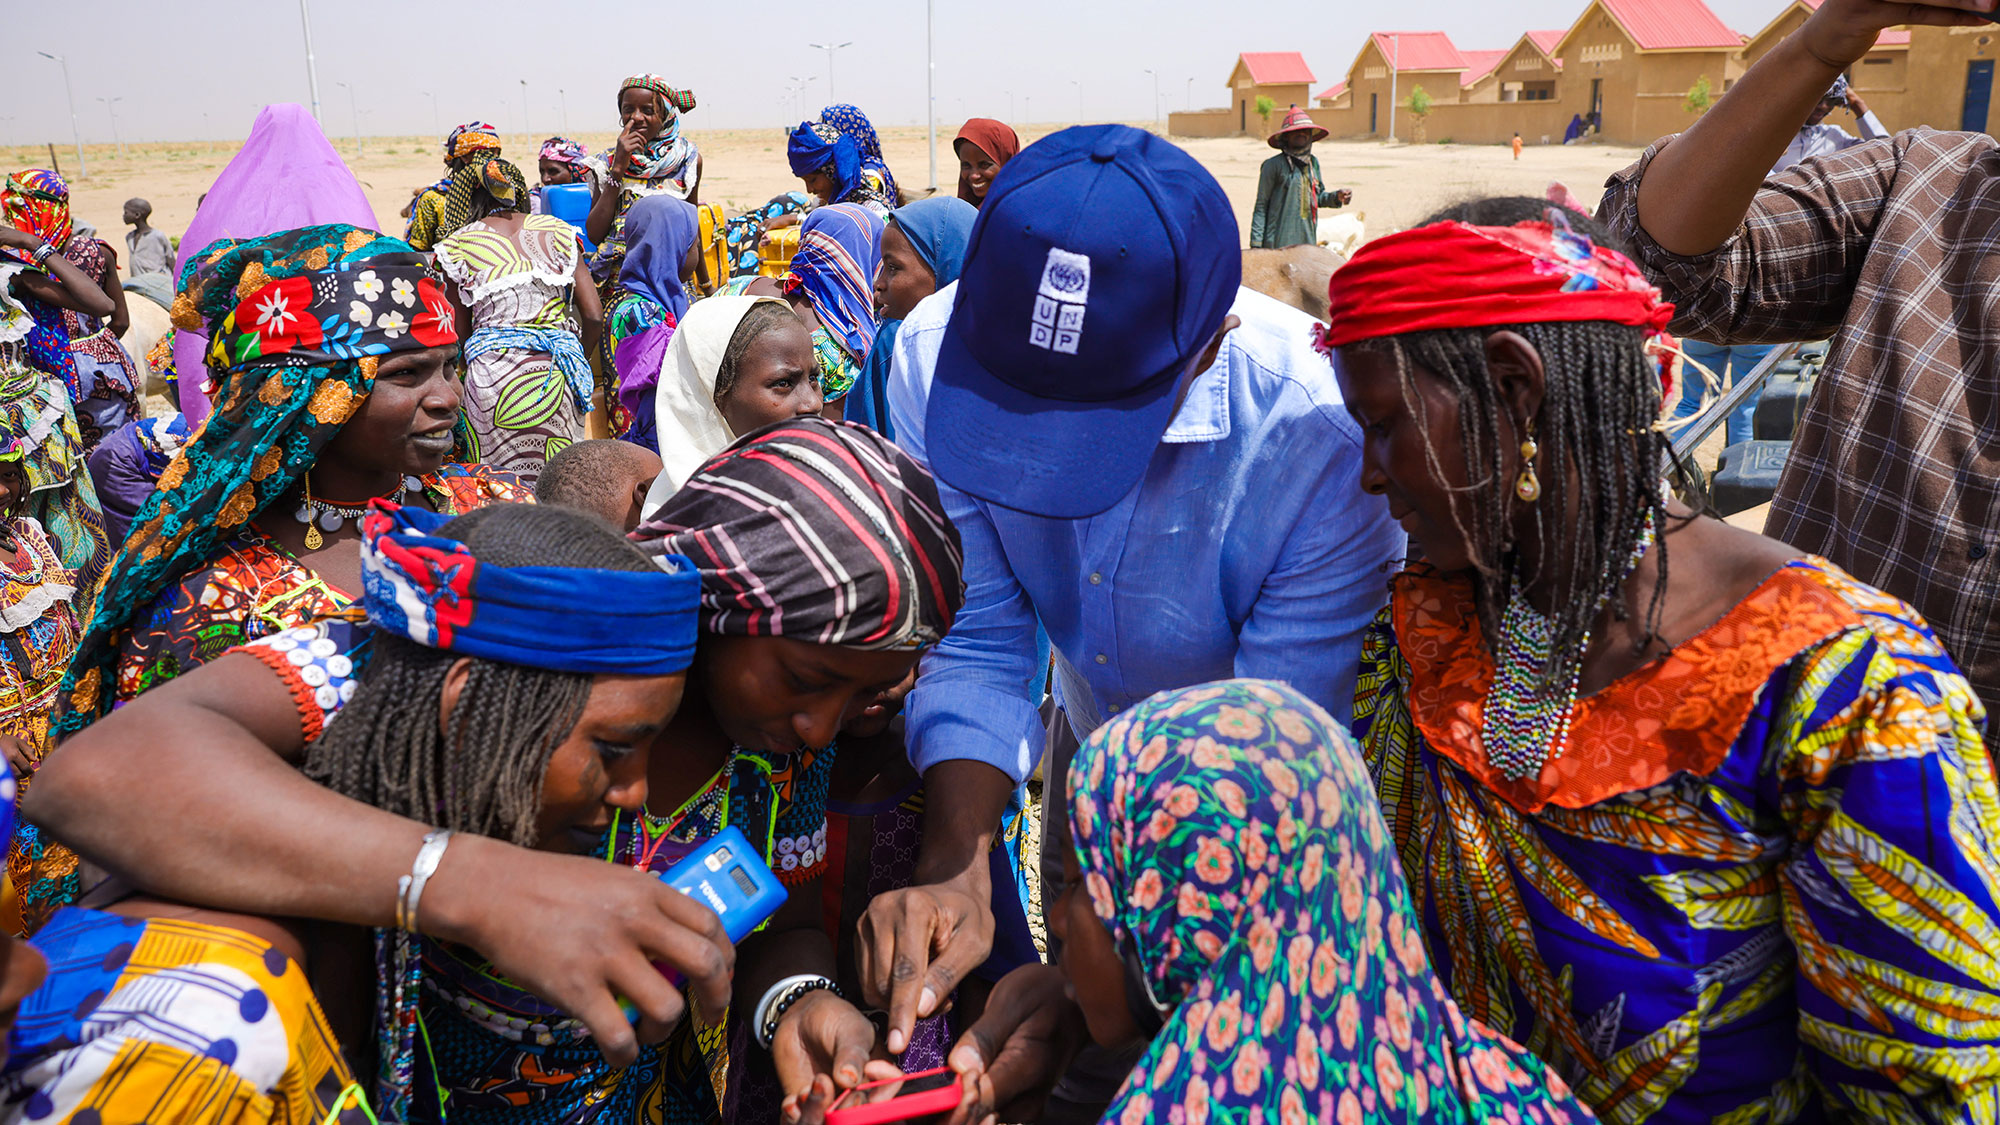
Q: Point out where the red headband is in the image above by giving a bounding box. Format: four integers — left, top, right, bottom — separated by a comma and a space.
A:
1319, 220, 1674, 351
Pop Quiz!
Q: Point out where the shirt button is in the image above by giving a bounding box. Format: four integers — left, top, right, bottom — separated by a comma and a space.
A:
1095, 653, 1108, 664
1972, 543, 1989, 561
1089, 572, 1102, 585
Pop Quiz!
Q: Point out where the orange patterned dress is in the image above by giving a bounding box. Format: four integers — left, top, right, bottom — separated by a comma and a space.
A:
1353, 556, 2000, 1124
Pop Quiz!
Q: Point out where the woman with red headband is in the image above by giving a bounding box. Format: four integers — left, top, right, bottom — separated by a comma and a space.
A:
1329, 199, 2000, 1124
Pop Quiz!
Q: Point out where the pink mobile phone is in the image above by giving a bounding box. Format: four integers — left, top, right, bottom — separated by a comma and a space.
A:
824, 1066, 962, 1125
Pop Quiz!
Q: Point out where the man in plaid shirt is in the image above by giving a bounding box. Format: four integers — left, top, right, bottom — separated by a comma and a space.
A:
1603, 0, 2000, 724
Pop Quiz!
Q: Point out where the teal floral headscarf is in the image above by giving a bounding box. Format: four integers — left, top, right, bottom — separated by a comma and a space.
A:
1069, 679, 1597, 1125
55, 224, 456, 736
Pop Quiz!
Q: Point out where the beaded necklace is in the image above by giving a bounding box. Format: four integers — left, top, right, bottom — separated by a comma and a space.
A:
1482, 510, 1657, 780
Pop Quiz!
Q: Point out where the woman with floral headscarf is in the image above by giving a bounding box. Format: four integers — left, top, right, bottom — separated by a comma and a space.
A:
13, 224, 529, 929
2, 170, 141, 449
820, 105, 900, 206
941, 679, 1596, 1125
407, 121, 505, 251
787, 121, 894, 217
434, 154, 602, 484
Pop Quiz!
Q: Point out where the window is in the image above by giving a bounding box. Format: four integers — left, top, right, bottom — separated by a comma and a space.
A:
1863, 55, 1893, 65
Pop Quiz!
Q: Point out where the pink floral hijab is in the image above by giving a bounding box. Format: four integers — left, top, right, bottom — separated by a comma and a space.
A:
1068, 679, 1597, 1125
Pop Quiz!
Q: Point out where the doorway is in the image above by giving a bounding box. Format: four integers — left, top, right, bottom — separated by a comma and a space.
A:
1965, 61, 1994, 134
1370, 93, 1379, 134
1590, 78, 1604, 128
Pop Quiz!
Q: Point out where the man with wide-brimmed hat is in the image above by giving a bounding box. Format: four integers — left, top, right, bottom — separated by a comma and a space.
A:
1249, 104, 1351, 249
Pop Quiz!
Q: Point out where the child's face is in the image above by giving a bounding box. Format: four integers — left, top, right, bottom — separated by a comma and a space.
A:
122, 201, 145, 225
619, 88, 667, 141
539, 159, 581, 187
0, 463, 26, 519
529, 670, 687, 854
696, 636, 919, 755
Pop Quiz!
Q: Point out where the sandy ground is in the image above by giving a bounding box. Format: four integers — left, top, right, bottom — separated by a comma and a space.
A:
3, 124, 1648, 269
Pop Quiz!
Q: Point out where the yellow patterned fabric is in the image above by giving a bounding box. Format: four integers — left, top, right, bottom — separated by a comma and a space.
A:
1353, 557, 2000, 1124
0, 907, 372, 1123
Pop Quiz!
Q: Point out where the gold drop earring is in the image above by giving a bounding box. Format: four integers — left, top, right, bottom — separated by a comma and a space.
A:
1515, 425, 1542, 503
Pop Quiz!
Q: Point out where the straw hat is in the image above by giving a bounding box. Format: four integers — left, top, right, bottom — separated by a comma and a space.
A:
1268, 104, 1328, 148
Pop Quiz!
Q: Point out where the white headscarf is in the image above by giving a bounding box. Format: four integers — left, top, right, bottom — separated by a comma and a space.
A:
642, 294, 791, 515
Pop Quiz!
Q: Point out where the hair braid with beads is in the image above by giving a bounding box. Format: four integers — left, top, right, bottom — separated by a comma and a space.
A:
302, 504, 661, 846
1356, 196, 1671, 694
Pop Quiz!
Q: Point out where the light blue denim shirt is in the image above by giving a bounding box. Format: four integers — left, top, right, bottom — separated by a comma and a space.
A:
888, 283, 1405, 781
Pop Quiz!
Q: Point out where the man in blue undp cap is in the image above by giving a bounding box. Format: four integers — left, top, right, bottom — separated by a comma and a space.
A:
862, 125, 1404, 1120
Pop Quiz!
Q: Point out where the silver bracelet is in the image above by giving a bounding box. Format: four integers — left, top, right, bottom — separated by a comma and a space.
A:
396, 829, 453, 932
755, 973, 842, 1050
30, 241, 55, 265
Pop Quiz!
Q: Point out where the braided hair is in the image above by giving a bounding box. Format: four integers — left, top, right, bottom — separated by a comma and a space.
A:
439, 155, 531, 243
1360, 197, 1669, 690
714, 300, 803, 400
303, 504, 659, 847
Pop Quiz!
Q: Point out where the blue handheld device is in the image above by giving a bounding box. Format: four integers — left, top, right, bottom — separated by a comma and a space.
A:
662, 825, 788, 944
622, 827, 788, 1016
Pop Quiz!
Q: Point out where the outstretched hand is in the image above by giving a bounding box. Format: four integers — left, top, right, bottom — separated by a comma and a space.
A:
857, 879, 996, 1055
938, 963, 1085, 1125
422, 835, 734, 1068
1802, 0, 1991, 68
773, 991, 880, 1123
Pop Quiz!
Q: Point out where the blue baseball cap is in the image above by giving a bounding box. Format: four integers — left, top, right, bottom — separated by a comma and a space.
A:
927, 125, 1241, 518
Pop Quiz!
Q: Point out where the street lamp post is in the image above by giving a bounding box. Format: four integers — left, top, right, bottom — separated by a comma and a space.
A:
788, 75, 817, 122
1025, 96, 1032, 125
1072, 80, 1082, 123
336, 80, 362, 158
36, 52, 85, 179
806, 41, 853, 103
1186, 77, 1194, 111
1144, 68, 1161, 130
926, 0, 937, 190
559, 88, 569, 134
96, 97, 124, 159
422, 90, 440, 138
298, 0, 323, 123
520, 79, 530, 139
202, 111, 212, 153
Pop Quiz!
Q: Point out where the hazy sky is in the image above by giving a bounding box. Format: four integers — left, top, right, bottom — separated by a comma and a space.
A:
4, 0, 1791, 146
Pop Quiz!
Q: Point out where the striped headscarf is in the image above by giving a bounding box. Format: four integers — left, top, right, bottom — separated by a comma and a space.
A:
613, 74, 698, 185
632, 417, 963, 651
55, 224, 457, 734
783, 203, 883, 363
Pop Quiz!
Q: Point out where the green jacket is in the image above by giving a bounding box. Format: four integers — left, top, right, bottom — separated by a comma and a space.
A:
1249, 151, 1342, 249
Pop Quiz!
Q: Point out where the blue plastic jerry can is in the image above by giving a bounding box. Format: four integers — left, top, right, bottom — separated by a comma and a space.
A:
543, 182, 597, 255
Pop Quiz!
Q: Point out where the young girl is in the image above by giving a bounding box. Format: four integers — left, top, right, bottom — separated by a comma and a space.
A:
736, 204, 883, 420
585, 74, 702, 275
434, 154, 604, 484
849, 196, 977, 440
1331, 205, 2000, 1123
956, 678, 1596, 1125
2, 502, 707, 1125
639, 295, 821, 503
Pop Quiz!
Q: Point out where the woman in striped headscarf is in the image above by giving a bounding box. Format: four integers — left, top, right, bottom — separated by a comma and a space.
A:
585, 73, 702, 278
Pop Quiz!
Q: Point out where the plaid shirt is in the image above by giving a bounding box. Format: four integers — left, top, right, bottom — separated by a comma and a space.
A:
1603, 128, 2000, 718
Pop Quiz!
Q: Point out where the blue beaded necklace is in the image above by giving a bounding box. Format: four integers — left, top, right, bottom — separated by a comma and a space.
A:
1483, 510, 1658, 780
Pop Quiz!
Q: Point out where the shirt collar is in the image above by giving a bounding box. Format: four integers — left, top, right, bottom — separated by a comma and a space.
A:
1162, 332, 1233, 445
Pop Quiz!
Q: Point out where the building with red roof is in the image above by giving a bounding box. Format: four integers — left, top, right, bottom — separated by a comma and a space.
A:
1463, 32, 1568, 104
1224, 52, 1318, 137
1550, 0, 1746, 142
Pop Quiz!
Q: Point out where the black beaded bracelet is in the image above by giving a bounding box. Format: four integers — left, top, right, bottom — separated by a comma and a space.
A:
756, 976, 844, 1049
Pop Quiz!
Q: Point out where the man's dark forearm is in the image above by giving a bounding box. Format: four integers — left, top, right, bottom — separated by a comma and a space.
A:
914, 759, 1013, 888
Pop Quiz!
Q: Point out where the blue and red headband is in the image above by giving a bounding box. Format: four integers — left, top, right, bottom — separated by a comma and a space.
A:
360, 501, 699, 674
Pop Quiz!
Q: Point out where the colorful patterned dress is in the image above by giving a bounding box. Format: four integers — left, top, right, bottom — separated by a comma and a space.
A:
58, 236, 142, 446
0, 907, 372, 1125
0, 264, 109, 596
7, 464, 528, 931
1072, 679, 1597, 1125
1353, 557, 2000, 1124
434, 215, 589, 484
237, 617, 839, 1125
0, 518, 79, 771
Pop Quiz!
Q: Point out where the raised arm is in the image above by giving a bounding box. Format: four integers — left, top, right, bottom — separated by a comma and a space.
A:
1632, 0, 1988, 256
1, 229, 115, 318
24, 651, 735, 1066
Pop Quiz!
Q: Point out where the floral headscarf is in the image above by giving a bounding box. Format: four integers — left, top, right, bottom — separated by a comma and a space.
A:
538, 135, 589, 169
443, 121, 502, 163
820, 104, 898, 203
1069, 679, 1596, 1125
56, 224, 457, 735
